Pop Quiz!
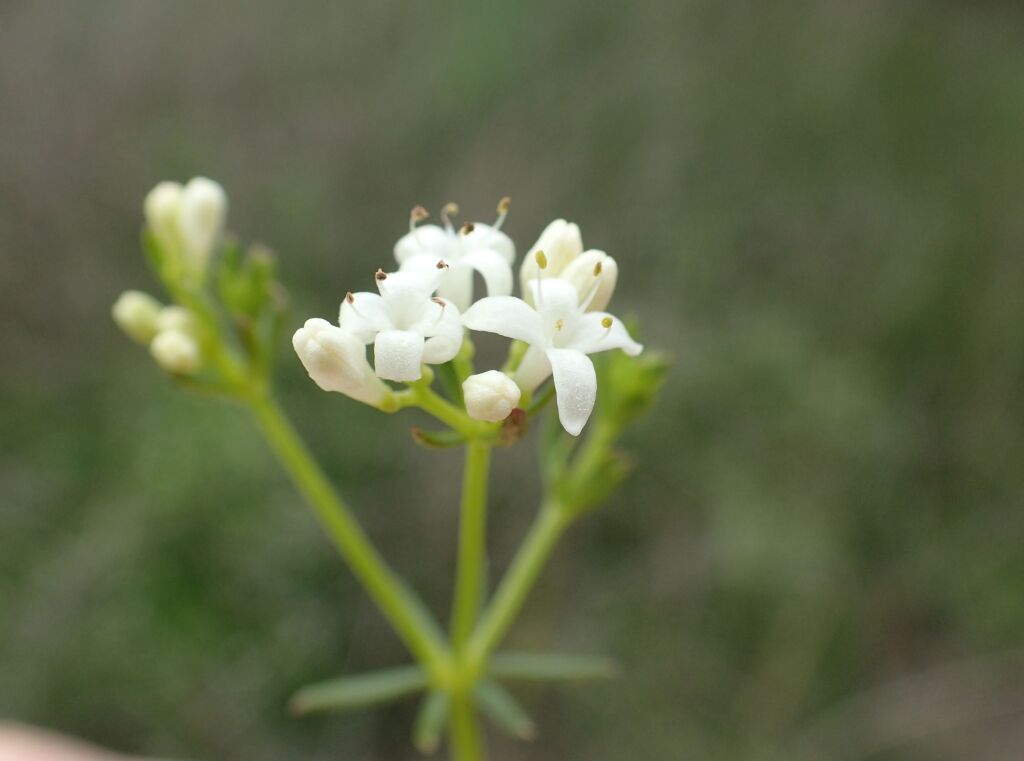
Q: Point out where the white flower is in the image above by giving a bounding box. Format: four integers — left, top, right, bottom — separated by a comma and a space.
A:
338, 265, 464, 382
394, 201, 514, 311
292, 318, 391, 406
462, 271, 642, 436
558, 250, 619, 313
463, 371, 521, 423
150, 329, 200, 374
518, 219, 582, 301
144, 177, 227, 275
112, 290, 162, 344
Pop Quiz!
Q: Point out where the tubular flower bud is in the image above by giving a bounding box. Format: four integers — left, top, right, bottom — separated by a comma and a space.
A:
112, 290, 163, 344
150, 329, 201, 375
178, 177, 227, 273
559, 249, 618, 312
292, 318, 392, 407
144, 181, 184, 251
519, 219, 583, 304
462, 370, 521, 423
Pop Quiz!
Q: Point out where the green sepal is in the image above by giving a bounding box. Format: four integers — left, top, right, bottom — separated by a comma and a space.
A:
411, 427, 468, 449
474, 680, 536, 741
289, 665, 427, 715
489, 651, 619, 683
413, 690, 450, 754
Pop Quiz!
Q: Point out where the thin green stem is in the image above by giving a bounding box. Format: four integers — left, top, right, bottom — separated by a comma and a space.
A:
449, 692, 486, 761
464, 502, 572, 674
247, 393, 451, 680
451, 440, 492, 650
402, 384, 482, 438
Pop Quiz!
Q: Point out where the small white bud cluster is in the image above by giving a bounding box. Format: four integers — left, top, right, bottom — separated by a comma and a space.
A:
462, 371, 521, 422
112, 291, 201, 375
144, 177, 228, 277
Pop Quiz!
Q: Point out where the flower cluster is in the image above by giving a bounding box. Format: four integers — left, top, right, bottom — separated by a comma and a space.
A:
294, 203, 642, 436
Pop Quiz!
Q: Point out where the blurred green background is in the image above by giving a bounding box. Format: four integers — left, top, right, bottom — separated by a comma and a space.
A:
3, 1, 1024, 759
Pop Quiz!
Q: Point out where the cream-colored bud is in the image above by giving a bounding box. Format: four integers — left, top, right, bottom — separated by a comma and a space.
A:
154, 305, 196, 334
520, 219, 583, 305
112, 290, 162, 344
150, 329, 200, 374
463, 370, 521, 423
178, 177, 227, 272
292, 318, 391, 407
560, 249, 618, 312
144, 181, 184, 248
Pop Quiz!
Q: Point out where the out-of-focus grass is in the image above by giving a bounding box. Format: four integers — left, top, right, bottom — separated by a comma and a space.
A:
2, 1, 1024, 759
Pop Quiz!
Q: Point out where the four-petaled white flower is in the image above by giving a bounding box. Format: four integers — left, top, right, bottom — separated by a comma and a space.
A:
394, 201, 515, 311
461, 269, 642, 436
338, 265, 464, 382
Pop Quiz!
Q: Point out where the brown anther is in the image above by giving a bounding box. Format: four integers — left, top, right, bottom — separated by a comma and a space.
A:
375, 269, 388, 281
601, 316, 613, 329
594, 261, 603, 276
497, 196, 511, 214
345, 291, 355, 304
410, 205, 429, 222
431, 297, 446, 306
460, 221, 476, 235
535, 250, 548, 269
436, 259, 449, 269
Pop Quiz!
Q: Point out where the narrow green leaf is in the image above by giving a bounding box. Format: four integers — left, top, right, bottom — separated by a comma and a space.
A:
289, 665, 427, 715
489, 652, 619, 683
413, 690, 450, 755
475, 680, 536, 740
411, 427, 468, 449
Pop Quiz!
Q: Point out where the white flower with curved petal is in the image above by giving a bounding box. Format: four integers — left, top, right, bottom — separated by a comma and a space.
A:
394, 202, 515, 311
519, 219, 582, 301
461, 278, 642, 436
338, 267, 464, 382
292, 318, 391, 406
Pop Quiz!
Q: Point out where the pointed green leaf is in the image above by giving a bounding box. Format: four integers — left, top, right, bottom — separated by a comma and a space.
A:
475, 680, 536, 741
413, 690, 450, 755
289, 665, 427, 715
489, 652, 619, 683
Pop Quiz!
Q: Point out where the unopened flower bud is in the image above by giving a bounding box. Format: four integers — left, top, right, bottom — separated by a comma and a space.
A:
150, 329, 200, 374
463, 370, 521, 423
178, 177, 227, 273
560, 249, 618, 312
293, 318, 391, 407
144, 181, 184, 248
154, 305, 196, 335
520, 219, 583, 303
112, 290, 163, 344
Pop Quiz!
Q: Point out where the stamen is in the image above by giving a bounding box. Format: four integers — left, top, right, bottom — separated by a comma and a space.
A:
534, 250, 547, 309
441, 202, 460, 233
460, 221, 475, 235
409, 205, 429, 246
345, 291, 365, 318
431, 296, 447, 324
436, 259, 449, 270
493, 196, 511, 231
601, 316, 613, 329
375, 269, 388, 281
594, 261, 603, 276
578, 263, 605, 312
556, 318, 564, 331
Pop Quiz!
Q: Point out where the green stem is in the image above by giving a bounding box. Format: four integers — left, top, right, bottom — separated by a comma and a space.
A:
403, 384, 481, 438
247, 393, 451, 680
449, 693, 486, 761
451, 440, 492, 650
464, 502, 572, 673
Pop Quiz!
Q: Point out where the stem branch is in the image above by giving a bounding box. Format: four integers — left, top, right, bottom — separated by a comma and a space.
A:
451, 440, 492, 649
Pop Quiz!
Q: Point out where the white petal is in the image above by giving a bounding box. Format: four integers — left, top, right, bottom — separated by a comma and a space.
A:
547, 348, 597, 436
513, 344, 552, 393
436, 265, 475, 312
461, 222, 515, 263
567, 313, 643, 356
520, 219, 583, 302
560, 250, 618, 312
292, 318, 390, 405
461, 296, 545, 345
339, 291, 392, 343
373, 329, 426, 381
461, 248, 513, 300
528, 277, 582, 317
394, 224, 454, 264
419, 299, 465, 364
